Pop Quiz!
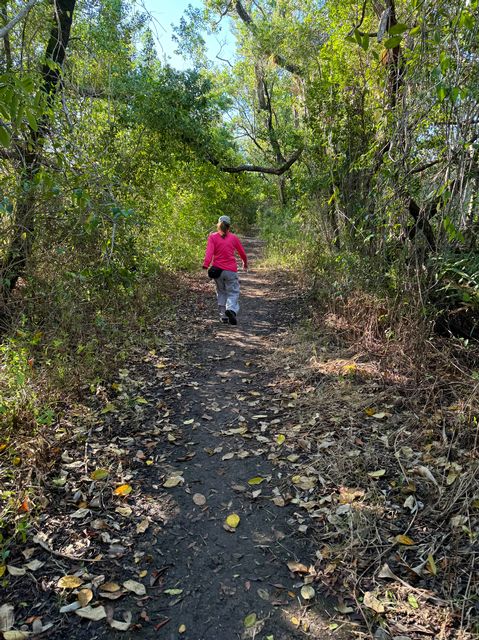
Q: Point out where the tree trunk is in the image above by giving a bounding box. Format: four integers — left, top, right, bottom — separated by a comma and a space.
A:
1, 0, 76, 306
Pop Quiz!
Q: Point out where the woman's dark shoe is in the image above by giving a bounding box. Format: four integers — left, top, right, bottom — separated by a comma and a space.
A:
225, 309, 237, 325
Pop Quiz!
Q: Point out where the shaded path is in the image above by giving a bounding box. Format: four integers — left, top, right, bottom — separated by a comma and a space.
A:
2, 240, 347, 640
124, 239, 338, 639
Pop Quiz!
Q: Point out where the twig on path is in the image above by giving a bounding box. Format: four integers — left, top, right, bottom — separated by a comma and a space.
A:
33, 533, 101, 562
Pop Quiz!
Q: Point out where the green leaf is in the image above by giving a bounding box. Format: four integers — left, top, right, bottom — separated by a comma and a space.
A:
243, 613, 257, 628
90, 468, 109, 480
437, 85, 447, 102
0, 125, 11, 147
388, 23, 409, 36
408, 593, 419, 609
26, 112, 38, 132
384, 35, 402, 49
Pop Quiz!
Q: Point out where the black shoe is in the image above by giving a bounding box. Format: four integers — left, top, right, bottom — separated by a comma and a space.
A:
225, 309, 237, 325
220, 317, 229, 324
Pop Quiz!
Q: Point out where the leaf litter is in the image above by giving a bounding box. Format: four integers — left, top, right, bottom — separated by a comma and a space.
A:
5, 260, 474, 640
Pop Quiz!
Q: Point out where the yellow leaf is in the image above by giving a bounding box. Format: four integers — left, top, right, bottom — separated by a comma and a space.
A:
364, 407, 375, 416
290, 616, 300, 627
12, 456, 21, 466
58, 575, 84, 589
395, 534, 415, 546
101, 582, 121, 592
247, 477, 265, 485
427, 554, 437, 576
139, 570, 148, 578
179, 624, 186, 633
225, 513, 240, 529
146, 459, 154, 465
0, 565, 5, 577
90, 468, 109, 480
78, 588, 93, 607
276, 434, 285, 445
113, 484, 132, 496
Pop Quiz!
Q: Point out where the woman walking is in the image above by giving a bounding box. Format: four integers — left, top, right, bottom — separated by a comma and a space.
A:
203, 215, 248, 325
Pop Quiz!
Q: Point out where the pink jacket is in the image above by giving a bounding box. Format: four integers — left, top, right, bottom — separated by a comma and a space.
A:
203, 232, 247, 272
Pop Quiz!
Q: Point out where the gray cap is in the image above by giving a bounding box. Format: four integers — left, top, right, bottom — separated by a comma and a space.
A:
218, 215, 231, 225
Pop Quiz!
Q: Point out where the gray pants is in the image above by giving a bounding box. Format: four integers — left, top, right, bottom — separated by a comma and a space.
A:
215, 270, 240, 315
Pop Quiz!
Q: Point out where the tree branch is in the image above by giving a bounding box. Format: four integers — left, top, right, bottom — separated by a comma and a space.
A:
0, 0, 38, 40
217, 147, 302, 174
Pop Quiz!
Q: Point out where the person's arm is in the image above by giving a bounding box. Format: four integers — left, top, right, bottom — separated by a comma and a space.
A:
203, 235, 214, 268
234, 236, 248, 269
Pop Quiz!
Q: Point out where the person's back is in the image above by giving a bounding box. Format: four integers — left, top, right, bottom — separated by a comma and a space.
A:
204, 231, 246, 273
203, 216, 247, 325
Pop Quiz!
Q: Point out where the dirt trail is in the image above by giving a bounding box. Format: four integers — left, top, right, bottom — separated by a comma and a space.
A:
2, 240, 346, 640
128, 239, 337, 639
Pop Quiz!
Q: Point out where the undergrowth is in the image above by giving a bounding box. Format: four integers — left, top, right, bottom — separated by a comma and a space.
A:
0, 264, 175, 565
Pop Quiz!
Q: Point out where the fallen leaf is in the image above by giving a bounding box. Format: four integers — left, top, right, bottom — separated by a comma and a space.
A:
113, 484, 132, 496
0, 604, 14, 632
377, 563, 400, 581
123, 580, 146, 596
7, 566, 26, 577
276, 434, 285, 445
427, 554, 437, 576
395, 534, 415, 546
90, 469, 109, 480
247, 477, 265, 485
225, 513, 240, 529
163, 476, 183, 488
363, 591, 385, 613
101, 582, 121, 592
109, 611, 132, 631
287, 561, 309, 574
368, 469, 386, 478
164, 588, 183, 596
24, 560, 44, 571
178, 624, 186, 633
115, 506, 132, 517
372, 412, 387, 419
136, 518, 150, 534
193, 493, 206, 506
59, 602, 82, 613
57, 575, 83, 589
78, 588, 93, 607
3, 632, 30, 640
301, 585, 315, 600
75, 605, 107, 621
408, 593, 419, 609
244, 613, 257, 628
